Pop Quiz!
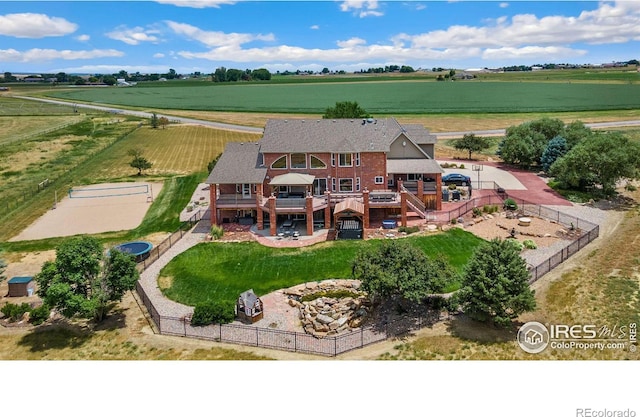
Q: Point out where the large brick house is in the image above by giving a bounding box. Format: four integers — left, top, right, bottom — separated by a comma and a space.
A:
206, 117, 443, 237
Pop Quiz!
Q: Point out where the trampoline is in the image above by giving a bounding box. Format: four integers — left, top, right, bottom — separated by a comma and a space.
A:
113, 241, 153, 262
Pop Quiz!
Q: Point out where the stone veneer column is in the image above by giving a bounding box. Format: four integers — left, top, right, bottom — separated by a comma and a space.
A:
362, 189, 370, 229
306, 195, 314, 236
269, 194, 277, 236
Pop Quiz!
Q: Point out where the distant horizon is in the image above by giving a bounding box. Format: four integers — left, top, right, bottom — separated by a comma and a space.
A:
1, 1, 639, 75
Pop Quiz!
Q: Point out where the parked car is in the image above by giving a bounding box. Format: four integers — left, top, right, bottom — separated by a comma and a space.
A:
442, 173, 471, 186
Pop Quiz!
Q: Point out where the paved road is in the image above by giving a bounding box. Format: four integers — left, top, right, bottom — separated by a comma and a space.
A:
13, 95, 640, 137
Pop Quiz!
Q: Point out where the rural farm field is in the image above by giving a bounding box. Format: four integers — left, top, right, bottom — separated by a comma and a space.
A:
1, 70, 639, 361
47, 80, 640, 114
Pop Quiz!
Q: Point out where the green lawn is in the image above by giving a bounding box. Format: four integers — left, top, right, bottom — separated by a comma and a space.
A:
46, 81, 640, 114
159, 228, 485, 306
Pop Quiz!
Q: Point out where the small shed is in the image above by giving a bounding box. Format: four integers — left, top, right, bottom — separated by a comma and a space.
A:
236, 289, 264, 324
8, 276, 35, 297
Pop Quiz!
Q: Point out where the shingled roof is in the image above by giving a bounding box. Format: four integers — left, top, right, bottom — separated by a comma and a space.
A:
206, 142, 266, 184
259, 118, 408, 153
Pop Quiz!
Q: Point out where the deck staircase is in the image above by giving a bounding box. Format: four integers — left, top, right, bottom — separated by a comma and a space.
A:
402, 186, 427, 219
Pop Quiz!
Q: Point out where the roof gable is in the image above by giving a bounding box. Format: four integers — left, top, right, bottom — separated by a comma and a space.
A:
259, 118, 405, 153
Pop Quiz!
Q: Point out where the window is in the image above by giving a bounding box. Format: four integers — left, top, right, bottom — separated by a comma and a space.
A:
290, 153, 306, 169
331, 153, 336, 167
339, 153, 352, 167
407, 173, 423, 181
271, 155, 287, 169
375, 176, 384, 184
310, 155, 326, 169
355, 153, 361, 166
356, 177, 361, 191
339, 178, 353, 192
387, 178, 394, 187
331, 177, 336, 191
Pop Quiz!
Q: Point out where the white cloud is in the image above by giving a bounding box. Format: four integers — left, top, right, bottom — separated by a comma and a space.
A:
0, 48, 124, 63
339, 0, 383, 18
499, 2, 509, 8
154, 0, 236, 8
106, 26, 161, 45
310, 25, 320, 30
154, 53, 166, 58
482, 46, 587, 61
166, 21, 274, 47
0, 13, 77, 38
155, 1, 640, 68
76, 34, 90, 42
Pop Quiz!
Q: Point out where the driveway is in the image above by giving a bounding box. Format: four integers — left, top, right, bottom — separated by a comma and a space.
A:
439, 160, 571, 206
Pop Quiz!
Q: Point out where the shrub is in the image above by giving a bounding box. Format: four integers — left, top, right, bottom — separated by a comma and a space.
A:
506, 239, 524, 251
191, 300, 235, 326
451, 218, 457, 225
625, 184, 637, 192
459, 164, 465, 169
398, 225, 420, 234
523, 239, 538, 250
472, 207, 482, 217
1, 302, 31, 322
210, 225, 224, 240
503, 198, 518, 211
448, 184, 457, 190
29, 304, 51, 325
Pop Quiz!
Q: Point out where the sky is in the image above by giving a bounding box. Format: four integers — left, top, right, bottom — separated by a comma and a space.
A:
1, 0, 639, 75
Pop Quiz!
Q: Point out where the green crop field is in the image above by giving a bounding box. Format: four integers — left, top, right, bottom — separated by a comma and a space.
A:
46, 80, 640, 114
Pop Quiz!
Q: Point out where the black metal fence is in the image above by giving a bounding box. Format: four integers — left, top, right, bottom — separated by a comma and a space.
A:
134, 191, 601, 356
135, 209, 203, 273
147, 310, 442, 357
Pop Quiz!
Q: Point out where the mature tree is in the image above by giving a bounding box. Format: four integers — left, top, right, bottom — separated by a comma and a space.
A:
213, 67, 227, 82
498, 124, 547, 167
352, 240, 456, 304
562, 120, 592, 150
540, 136, 568, 172
158, 116, 169, 129
549, 132, 640, 196
323, 101, 369, 119
528, 117, 565, 141
453, 239, 536, 327
150, 112, 159, 128
251, 68, 272, 80
128, 148, 153, 176
35, 236, 139, 322
454, 133, 492, 160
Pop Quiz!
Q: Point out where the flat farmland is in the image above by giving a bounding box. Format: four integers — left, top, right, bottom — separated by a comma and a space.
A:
47, 81, 640, 114
87, 124, 261, 180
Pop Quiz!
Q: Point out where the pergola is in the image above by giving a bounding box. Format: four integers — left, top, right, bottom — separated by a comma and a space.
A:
268, 173, 315, 196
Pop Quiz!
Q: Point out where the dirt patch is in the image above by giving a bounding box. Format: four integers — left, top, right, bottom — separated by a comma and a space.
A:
462, 212, 578, 248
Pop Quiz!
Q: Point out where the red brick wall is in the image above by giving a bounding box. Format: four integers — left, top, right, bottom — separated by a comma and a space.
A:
263, 152, 388, 192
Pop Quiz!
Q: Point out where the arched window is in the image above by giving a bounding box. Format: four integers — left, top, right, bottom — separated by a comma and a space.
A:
310, 155, 327, 169
271, 155, 287, 169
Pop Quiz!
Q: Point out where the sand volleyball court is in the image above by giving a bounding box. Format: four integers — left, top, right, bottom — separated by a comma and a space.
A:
10, 182, 163, 241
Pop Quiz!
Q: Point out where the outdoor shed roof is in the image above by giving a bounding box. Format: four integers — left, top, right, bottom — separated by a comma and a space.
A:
8, 276, 33, 284
334, 198, 365, 216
